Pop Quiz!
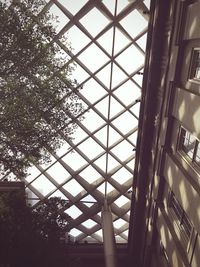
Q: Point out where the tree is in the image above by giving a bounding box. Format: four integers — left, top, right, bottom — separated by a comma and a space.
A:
33, 197, 70, 243
0, 0, 84, 178
0, 192, 70, 267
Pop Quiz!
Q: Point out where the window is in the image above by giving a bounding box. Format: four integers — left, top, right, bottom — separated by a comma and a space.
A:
189, 48, 200, 81
168, 192, 192, 239
178, 127, 200, 168
167, 191, 199, 263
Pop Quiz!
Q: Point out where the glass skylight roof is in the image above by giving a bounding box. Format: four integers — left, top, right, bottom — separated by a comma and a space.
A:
1, 0, 150, 244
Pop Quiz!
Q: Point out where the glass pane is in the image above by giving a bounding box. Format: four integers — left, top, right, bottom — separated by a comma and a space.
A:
102, 0, 115, 15
190, 50, 200, 80
94, 229, 103, 239
111, 63, 127, 88
144, 0, 151, 8
111, 167, 132, 184
181, 129, 196, 160
70, 63, 90, 84
94, 154, 106, 171
81, 109, 105, 132
123, 229, 129, 238
65, 205, 82, 219
120, 10, 148, 39
117, 0, 129, 15
114, 28, 130, 55
111, 140, 133, 162
81, 79, 107, 104
81, 195, 97, 207
131, 104, 141, 118
80, 166, 102, 184
113, 218, 127, 229
97, 27, 114, 56
78, 138, 104, 160
62, 26, 90, 54
78, 43, 109, 72
80, 8, 110, 37
31, 175, 56, 196
133, 71, 144, 87
112, 111, 138, 135
110, 97, 124, 118
136, 34, 147, 51
108, 127, 122, 146
62, 151, 87, 171
46, 162, 70, 184
114, 80, 141, 106
115, 45, 144, 75
107, 155, 120, 172
114, 195, 130, 207
126, 158, 135, 169
95, 97, 109, 118
128, 131, 138, 146
58, 0, 88, 15
97, 182, 115, 194
73, 127, 88, 144
63, 179, 85, 196
82, 219, 97, 229
95, 63, 111, 88
70, 228, 82, 237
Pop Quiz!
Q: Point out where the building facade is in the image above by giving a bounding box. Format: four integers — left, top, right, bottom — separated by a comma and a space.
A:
128, 0, 200, 266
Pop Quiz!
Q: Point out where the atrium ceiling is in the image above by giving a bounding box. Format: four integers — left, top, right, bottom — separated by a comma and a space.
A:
3, 0, 150, 243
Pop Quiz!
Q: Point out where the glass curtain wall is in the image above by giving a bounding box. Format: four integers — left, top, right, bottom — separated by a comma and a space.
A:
1, 0, 150, 243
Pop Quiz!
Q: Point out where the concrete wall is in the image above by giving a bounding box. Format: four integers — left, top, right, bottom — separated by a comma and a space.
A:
140, 0, 200, 266
155, 0, 200, 266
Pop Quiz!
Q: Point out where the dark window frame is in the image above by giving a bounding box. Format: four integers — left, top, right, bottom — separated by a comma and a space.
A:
178, 127, 200, 168
189, 48, 200, 82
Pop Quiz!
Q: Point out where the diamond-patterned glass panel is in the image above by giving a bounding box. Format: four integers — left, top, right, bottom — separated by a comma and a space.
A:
80, 166, 102, 184
114, 80, 141, 106
46, 162, 70, 184
66, 205, 82, 219
112, 167, 133, 184
113, 218, 127, 229
82, 219, 97, 229
63, 179, 85, 197
81, 79, 107, 104
115, 45, 145, 75
80, 7, 110, 37
3, 0, 149, 243
30, 175, 56, 196
78, 43, 109, 72
63, 26, 90, 54
120, 9, 148, 39
114, 195, 130, 207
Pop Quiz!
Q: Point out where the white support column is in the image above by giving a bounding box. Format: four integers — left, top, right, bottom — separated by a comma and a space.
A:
101, 199, 117, 267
